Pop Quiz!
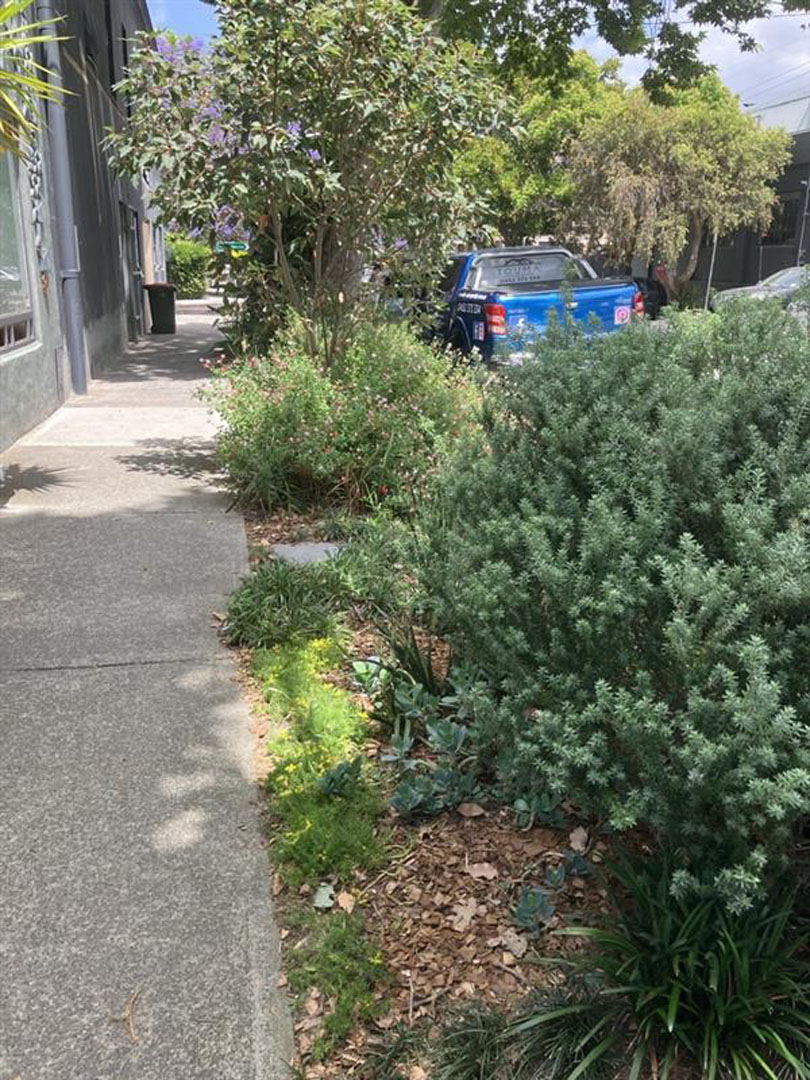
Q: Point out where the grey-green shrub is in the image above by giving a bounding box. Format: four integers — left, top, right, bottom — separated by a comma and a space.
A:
166, 233, 210, 298
420, 304, 810, 909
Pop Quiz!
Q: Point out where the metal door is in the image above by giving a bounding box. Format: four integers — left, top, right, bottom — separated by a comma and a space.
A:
119, 202, 144, 341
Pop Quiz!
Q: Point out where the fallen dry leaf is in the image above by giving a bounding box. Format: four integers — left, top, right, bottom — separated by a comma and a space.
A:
457, 802, 485, 818
569, 826, 589, 853
409, 1067, 428, 1080
450, 897, 477, 933
337, 890, 356, 914
466, 861, 498, 881
502, 928, 528, 958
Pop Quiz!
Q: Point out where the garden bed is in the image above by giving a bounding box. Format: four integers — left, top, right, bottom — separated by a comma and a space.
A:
231, 520, 614, 1079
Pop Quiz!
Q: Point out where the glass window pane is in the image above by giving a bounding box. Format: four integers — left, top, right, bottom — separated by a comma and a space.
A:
0, 159, 32, 320
471, 252, 582, 289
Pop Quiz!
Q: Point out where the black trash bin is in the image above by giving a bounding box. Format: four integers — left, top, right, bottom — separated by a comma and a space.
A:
144, 282, 177, 334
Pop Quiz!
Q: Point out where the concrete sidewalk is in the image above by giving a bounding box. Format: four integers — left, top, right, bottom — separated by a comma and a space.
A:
0, 317, 292, 1079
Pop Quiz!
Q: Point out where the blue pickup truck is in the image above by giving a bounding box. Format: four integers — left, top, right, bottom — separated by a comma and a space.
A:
435, 246, 643, 363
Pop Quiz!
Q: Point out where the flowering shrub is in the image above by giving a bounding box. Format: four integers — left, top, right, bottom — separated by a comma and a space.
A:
420, 303, 810, 909
208, 319, 479, 510
107, 2, 504, 361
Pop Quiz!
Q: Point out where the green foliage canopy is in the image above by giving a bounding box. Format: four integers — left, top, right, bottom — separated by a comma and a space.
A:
454, 52, 622, 243
423, 0, 810, 92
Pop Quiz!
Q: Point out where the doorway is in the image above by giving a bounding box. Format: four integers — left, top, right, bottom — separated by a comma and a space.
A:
119, 202, 144, 341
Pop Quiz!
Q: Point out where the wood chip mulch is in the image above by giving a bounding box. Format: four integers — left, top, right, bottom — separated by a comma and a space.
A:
288, 804, 612, 1079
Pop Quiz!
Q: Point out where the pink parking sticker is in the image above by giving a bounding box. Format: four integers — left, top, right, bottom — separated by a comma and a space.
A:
614, 306, 631, 325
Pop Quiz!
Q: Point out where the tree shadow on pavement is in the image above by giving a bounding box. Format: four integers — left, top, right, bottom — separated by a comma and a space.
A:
117, 438, 225, 484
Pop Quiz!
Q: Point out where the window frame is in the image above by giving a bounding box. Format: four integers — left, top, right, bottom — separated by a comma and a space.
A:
0, 156, 35, 355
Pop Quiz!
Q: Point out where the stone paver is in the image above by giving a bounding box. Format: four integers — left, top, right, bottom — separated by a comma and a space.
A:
0, 316, 292, 1079
272, 541, 342, 566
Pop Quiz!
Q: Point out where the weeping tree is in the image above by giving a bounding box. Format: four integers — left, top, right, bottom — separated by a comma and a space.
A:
107, 0, 503, 365
562, 76, 791, 295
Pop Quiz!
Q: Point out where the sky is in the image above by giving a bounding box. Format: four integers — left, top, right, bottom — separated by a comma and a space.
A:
147, 0, 809, 110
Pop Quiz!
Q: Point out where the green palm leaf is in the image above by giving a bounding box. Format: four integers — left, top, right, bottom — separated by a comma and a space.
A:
0, 0, 67, 158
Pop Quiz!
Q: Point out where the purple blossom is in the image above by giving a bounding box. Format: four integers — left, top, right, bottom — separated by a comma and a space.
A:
155, 35, 174, 61
208, 123, 226, 147
306, 148, 321, 162
202, 101, 223, 120
286, 121, 302, 137
213, 204, 252, 244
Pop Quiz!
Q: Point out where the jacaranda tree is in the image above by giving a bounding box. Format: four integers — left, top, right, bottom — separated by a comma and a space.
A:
107, 0, 504, 364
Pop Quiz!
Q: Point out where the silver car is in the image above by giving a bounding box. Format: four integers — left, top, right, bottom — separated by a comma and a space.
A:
713, 264, 807, 308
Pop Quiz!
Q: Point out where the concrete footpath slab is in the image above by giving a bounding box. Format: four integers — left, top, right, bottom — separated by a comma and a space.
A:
0, 316, 292, 1079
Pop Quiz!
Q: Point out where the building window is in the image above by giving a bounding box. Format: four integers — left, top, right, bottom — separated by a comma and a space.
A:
762, 195, 799, 246
0, 158, 34, 354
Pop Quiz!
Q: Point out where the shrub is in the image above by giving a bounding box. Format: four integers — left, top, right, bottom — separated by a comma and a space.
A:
420, 304, 810, 907
506, 861, 809, 1080
166, 233, 210, 298
209, 318, 479, 511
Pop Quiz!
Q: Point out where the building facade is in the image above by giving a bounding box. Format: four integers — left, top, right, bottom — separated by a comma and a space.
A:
692, 95, 810, 292
1, 0, 164, 452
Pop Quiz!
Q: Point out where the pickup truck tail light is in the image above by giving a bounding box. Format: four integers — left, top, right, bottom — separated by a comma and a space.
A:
484, 302, 507, 336
633, 290, 645, 318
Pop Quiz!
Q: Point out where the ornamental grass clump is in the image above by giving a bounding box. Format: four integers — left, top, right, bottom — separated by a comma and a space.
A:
420, 303, 810, 908
497, 860, 810, 1080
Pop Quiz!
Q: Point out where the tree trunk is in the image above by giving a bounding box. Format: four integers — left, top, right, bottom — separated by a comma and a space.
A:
672, 215, 704, 294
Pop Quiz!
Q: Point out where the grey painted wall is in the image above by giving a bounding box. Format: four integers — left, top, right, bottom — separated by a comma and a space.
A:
0, 139, 68, 450
1, 0, 153, 452
60, 0, 153, 375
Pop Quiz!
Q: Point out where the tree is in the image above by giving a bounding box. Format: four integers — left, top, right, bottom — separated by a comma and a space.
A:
430, 0, 810, 92
454, 52, 622, 243
108, 0, 503, 365
202, 0, 810, 90
563, 75, 791, 292
0, 0, 65, 158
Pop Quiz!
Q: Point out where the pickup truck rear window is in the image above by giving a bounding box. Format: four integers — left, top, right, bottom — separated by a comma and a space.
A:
469, 253, 585, 290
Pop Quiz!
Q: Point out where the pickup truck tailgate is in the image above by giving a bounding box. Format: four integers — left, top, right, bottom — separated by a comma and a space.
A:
502, 280, 636, 338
